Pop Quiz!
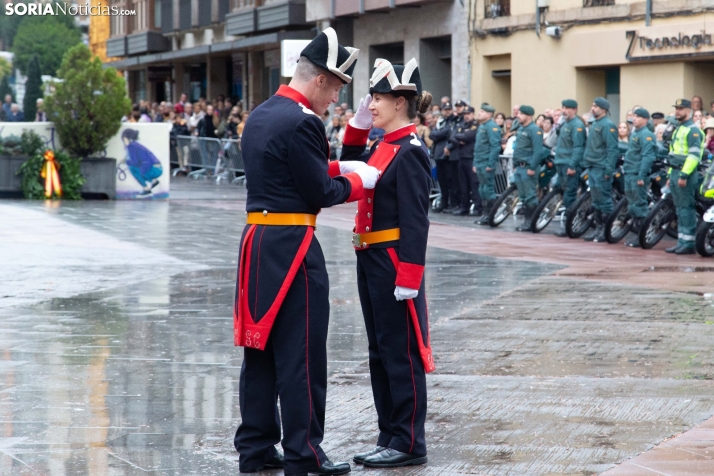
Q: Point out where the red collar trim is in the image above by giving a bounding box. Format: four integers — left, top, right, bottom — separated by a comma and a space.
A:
384, 123, 418, 143
275, 85, 313, 110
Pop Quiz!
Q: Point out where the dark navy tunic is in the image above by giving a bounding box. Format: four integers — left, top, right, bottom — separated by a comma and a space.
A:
233, 85, 364, 475
341, 122, 433, 457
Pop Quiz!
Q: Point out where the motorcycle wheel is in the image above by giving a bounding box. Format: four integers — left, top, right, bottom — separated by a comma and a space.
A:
489, 184, 519, 228
604, 198, 632, 244
639, 197, 676, 250
565, 191, 594, 239
530, 188, 564, 234
695, 221, 714, 257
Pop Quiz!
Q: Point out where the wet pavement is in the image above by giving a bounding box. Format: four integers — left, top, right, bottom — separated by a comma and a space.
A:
1, 178, 714, 475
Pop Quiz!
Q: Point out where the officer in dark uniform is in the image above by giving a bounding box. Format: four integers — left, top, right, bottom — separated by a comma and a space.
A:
443, 100, 467, 212
473, 103, 502, 224
449, 106, 481, 216
233, 28, 380, 476
553, 99, 586, 237
339, 58, 435, 469
581, 97, 619, 243
623, 108, 656, 247
430, 102, 456, 212
511, 105, 544, 231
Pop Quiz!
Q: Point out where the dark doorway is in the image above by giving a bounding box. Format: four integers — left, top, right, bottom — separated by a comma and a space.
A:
420, 36, 452, 103
369, 42, 405, 69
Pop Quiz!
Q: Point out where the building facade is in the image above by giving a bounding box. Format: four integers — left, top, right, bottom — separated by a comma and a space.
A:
104, 0, 468, 108
472, 0, 714, 121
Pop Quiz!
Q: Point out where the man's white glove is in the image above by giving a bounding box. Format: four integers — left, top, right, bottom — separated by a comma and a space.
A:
350, 94, 373, 130
394, 286, 418, 301
354, 165, 380, 189
339, 161, 367, 174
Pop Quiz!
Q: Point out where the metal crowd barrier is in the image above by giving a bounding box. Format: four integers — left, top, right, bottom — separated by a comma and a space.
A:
172, 136, 246, 184
495, 155, 512, 195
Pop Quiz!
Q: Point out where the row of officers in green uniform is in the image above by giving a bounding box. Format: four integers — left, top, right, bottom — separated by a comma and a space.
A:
431, 96, 705, 254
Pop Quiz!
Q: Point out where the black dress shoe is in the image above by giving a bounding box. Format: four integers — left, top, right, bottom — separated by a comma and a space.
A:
554, 229, 567, 237
353, 446, 386, 464
363, 448, 427, 468
452, 208, 469, 216
675, 246, 696, 255
240, 451, 284, 473
311, 460, 351, 475
665, 245, 679, 253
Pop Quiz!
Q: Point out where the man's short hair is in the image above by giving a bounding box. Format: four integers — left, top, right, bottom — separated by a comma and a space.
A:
294, 56, 330, 83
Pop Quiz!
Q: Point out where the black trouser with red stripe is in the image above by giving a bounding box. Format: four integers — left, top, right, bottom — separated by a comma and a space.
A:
356, 248, 427, 457
234, 240, 330, 475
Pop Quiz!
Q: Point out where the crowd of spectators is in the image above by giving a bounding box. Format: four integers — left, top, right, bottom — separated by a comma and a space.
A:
0, 94, 47, 122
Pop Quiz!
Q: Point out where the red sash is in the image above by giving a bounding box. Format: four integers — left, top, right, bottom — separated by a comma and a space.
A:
234, 225, 314, 350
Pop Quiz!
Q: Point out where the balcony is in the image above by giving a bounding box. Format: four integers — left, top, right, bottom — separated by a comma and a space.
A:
583, 0, 615, 6
126, 31, 171, 55
484, 0, 509, 19
106, 36, 127, 57
226, 8, 258, 35
257, 0, 307, 31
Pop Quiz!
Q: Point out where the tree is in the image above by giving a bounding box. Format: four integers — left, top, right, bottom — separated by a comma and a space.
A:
0, 58, 12, 80
0, 1, 76, 50
12, 16, 81, 76
45, 44, 131, 158
0, 76, 12, 102
23, 56, 43, 122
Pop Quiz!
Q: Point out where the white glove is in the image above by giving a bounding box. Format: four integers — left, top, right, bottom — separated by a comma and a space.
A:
394, 286, 418, 301
339, 161, 367, 174
354, 165, 380, 189
350, 94, 373, 130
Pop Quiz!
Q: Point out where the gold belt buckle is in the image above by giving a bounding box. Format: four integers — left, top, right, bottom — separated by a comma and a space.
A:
352, 233, 363, 248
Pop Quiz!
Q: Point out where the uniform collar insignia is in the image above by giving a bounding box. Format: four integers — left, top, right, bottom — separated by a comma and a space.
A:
275, 85, 313, 111
384, 123, 418, 143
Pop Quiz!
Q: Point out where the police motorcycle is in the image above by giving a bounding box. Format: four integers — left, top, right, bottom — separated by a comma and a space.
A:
603, 147, 669, 244
695, 160, 714, 256
488, 148, 556, 228
529, 149, 569, 233
564, 161, 626, 239
638, 156, 712, 250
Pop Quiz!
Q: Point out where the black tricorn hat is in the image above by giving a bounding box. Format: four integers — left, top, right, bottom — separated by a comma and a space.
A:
369, 58, 422, 95
299, 27, 359, 84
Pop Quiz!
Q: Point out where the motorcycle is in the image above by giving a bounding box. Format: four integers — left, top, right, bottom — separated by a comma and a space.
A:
695, 160, 714, 256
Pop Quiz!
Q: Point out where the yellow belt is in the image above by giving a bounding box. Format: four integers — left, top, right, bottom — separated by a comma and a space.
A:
246, 211, 317, 227
353, 228, 400, 248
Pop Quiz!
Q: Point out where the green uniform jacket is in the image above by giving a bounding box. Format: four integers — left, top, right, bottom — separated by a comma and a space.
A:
668, 118, 703, 177
583, 115, 619, 175
554, 116, 586, 169
512, 121, 544, 170
473, 118, 502, 169
623, 126, 656, 181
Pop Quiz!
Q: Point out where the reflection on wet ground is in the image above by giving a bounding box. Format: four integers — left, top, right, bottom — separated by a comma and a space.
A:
1, 185, 714, 475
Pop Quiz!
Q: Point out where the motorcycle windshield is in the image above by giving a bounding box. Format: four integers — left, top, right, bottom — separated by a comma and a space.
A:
703, 161, 714, 197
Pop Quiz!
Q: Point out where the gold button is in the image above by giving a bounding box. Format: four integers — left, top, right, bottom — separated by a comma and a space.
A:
365, 226, 370, 232
367, 213, 371, 218
262, 210, 268, 216
362, 242, 367, 247
368, 198, 372, 203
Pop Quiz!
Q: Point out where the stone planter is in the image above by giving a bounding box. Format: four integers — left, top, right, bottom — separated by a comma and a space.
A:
0, 155, 29, 198
0, 155, 117, 199
80, 157, 117, 199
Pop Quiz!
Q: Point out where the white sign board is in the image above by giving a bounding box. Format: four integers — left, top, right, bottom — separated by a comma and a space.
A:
0, 121, 171, 199
281, 40, 311, 77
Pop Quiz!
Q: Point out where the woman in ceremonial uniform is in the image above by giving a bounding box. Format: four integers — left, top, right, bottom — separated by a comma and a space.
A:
340, 58, 434, 469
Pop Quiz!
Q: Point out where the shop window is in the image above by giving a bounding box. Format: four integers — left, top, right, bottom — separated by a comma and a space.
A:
583, 0, 615, 6
484, 0, 509, 19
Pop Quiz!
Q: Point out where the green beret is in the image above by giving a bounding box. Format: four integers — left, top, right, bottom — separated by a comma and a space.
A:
633, 107, 650, 119
561, 99, 578, 109
519, 105, 535, 116
594, 97, 610, 110
481, 103, 496, 113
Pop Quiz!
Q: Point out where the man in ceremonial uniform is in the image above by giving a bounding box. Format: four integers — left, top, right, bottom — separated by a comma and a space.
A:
449, 106, 481, 216
581, 97, 619, 243
665, 98, 704, 254
233, 28, 380, 476
623, 108, 656, 247
511, 105, 544, 231
473, 103, 502, 225
553, 99, 586, 236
